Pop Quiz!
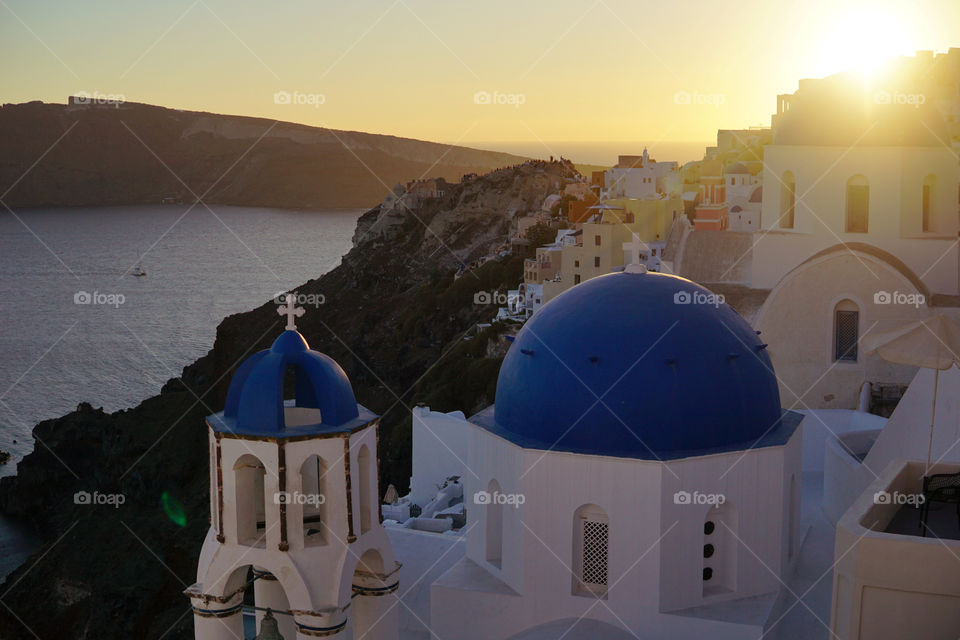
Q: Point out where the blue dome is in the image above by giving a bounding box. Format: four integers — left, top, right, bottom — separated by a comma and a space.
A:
491, 272, 786, 458
216, 330, 363, 435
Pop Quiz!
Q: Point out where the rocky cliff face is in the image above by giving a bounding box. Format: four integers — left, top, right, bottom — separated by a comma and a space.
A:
0, 159, 579, 639
0, 101, 527, 209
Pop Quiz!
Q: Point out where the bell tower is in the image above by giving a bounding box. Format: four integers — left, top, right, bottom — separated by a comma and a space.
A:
186, 296, 399, 639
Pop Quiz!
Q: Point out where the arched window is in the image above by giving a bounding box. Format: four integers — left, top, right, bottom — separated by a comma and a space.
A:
358, 445, 372, 534
834, 299, 859, 362
922, 174, 937, 232
485, 479, 503, 568
210, 441, 219, 536
787, 474, 797, 559
703, 504, 737, 596
573, 504, 609, 597
780, 171, 796, 229
233, 454, 266, 545
845, 175, 869, 233
300, 455, 326, 543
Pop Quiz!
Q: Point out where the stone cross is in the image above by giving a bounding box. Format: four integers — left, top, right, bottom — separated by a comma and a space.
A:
278, 293, 305, 330
622, 233, 648, 274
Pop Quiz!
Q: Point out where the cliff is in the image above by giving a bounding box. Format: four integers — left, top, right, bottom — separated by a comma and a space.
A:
0, 101, 527, 209
0, 159, 579, 639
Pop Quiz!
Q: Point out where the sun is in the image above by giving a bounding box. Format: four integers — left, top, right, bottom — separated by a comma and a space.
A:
814, 9, 913, 78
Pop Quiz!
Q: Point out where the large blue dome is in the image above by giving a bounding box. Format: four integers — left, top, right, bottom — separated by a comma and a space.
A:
211, 330, 369, 436
490, 272, 787, 458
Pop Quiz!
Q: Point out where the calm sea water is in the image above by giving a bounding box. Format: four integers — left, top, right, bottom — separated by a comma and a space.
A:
0, 205, 363, 579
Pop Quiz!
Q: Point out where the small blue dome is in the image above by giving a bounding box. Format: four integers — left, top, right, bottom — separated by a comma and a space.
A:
218, 330, 361, 434
491, 272, 784, 457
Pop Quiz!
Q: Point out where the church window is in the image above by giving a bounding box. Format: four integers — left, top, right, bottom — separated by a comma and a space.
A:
595, 235, 601, 246
703, 504, 737, 596
922, 174, 936, 232
233, 454, 267, 546
845, 175, 869, 233
834, 300, 859, 362
358, 445, 372, 534
301, 455, 327, 543
486, 479, 503, 568
788, 474, 797, 559
594, 256, 600, 268
573, 504, 609, 597
574, 274, 581, 284
780, 171, 795, 229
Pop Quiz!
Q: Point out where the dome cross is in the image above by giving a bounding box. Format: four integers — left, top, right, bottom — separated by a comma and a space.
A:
278, 293, 305, 331
622, 233, 648, 274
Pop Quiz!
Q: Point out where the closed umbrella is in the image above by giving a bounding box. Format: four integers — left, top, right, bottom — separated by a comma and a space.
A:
862, 313, 960, 475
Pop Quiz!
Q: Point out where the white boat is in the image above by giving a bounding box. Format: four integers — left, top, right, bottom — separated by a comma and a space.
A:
130, 263, 147, 277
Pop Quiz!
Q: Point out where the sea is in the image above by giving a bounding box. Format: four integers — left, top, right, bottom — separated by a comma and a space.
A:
0, 204, 364, 581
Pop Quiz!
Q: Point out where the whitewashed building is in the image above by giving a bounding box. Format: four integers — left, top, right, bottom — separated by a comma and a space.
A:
410, 270, 804, 639
187, 301, 399, 640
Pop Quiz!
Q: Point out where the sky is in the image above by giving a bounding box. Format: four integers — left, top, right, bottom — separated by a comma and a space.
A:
1, 0, 958, 161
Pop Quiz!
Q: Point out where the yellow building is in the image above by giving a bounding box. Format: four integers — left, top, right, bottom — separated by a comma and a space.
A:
542, 196, 683, 303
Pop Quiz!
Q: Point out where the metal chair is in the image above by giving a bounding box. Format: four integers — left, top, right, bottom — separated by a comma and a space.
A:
920, 472, 960, 537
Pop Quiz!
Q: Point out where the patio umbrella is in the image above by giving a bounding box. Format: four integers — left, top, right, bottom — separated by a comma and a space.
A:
862, 313, 960, 475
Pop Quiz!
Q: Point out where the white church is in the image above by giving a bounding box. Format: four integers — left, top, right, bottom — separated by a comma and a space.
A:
187, 260, 809, 639
186, 53, 960, 640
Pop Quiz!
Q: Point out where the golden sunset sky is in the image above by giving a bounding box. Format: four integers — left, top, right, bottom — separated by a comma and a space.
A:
1, 0, 957, 155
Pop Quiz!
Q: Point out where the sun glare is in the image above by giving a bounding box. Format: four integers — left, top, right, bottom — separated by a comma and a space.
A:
815, 10, 913, 78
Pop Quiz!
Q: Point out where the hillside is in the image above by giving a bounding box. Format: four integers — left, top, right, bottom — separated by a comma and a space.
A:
0, 159, 580, 639
0, 100, 528, 209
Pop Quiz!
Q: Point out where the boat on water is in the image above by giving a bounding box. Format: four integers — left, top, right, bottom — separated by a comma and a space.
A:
130, 263, 147, 277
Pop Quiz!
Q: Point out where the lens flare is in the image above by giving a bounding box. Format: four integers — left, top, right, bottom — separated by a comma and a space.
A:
162, 492, 187, 527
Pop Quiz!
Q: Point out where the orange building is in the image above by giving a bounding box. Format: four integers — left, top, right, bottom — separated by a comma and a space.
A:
567, 192, 601, 223
693, 159, 728, 230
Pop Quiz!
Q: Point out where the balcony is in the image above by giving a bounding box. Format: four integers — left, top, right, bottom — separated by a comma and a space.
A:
832, 460, 960, 639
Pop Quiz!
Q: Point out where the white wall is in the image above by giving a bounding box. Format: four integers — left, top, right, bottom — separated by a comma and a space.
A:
754, 145, 959, 294
430, 422, 803, 640
411, 407, 470, 507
